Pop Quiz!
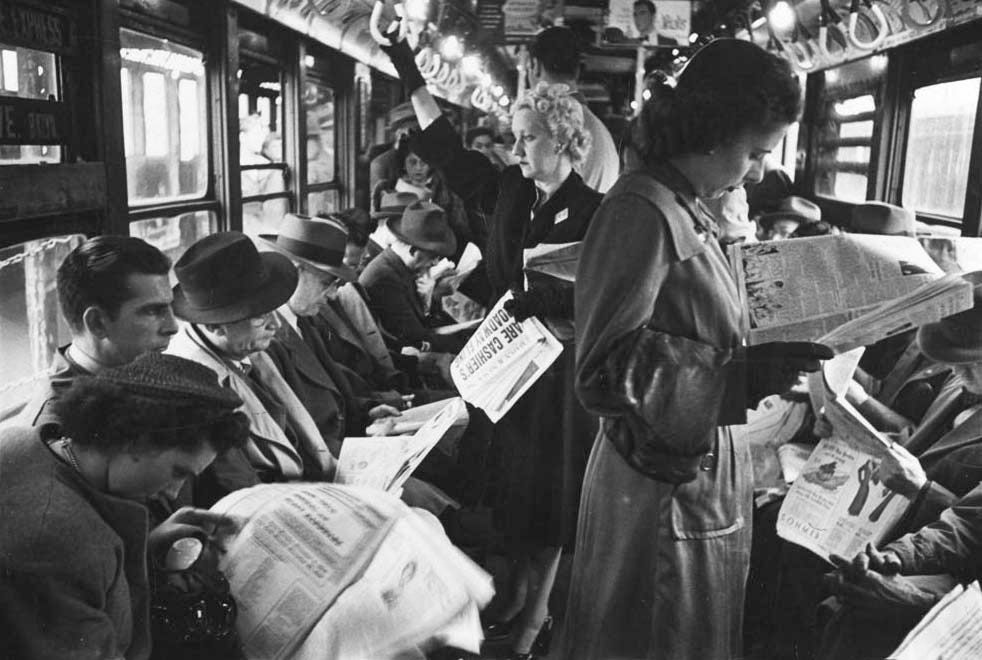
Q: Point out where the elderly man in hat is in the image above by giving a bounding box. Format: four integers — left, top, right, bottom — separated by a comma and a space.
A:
16, 236, 178, 427
757, 195, 823, 241
166, 232, 335, 503
359, 200, 469, 354
256, 214, 409, 452
363, 189, 420, 269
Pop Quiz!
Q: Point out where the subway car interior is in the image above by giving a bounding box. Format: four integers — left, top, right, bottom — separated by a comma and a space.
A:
1, 0, 982, 658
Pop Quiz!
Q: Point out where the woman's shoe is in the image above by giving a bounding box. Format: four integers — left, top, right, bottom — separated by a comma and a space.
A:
531, 615, 553, 656
481, 617, 515, 642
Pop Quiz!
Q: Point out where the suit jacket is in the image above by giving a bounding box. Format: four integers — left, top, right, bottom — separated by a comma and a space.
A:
359, 248, 467, 353
266, 315, 350, 457
167, 325, 334, 500
0, 425, 151, 660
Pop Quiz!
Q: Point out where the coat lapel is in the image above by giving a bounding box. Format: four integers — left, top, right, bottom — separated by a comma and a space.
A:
919, 407, 982, 462
275, 317, 342, 396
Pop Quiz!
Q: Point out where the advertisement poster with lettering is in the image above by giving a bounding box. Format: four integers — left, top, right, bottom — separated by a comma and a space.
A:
606, 0, 690, 45
502, 0, 563, 40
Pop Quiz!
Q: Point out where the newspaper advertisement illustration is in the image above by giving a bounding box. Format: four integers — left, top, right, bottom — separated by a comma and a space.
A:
729, 234, 944, 345
451, 292, 563, 422
337, 397, 468, 492
892, 582, 982, 660
778, 351, 911, 561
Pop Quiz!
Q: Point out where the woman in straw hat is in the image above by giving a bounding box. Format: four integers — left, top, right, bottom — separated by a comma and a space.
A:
0, 352, 249, 659
380, 25, 603, 660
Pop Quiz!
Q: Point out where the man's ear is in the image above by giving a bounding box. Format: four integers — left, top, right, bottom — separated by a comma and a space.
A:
528, 58, 541, 86
81, 306, 111, 339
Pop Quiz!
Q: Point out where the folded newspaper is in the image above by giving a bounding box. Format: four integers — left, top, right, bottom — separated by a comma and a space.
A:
777, 349, 912, 561
212, 483, 494, 660
522, 241, 581, 283
450, 292, 564, 423
337, 398, 468, 493
728, 234, 953, 346
891, 581, 982, 660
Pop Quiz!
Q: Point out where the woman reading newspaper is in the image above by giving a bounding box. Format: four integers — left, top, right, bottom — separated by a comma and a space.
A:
378, 24, 603, 660
563, 39, 833, 660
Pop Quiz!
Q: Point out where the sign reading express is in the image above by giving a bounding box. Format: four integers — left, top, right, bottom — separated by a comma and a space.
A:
0, 1, 76, 54
0, 98, 67, 145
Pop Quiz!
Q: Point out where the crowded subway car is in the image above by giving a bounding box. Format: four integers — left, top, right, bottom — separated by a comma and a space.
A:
2, 0, 982, 658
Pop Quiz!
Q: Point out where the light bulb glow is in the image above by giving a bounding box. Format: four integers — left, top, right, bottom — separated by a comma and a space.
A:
642, 89, 652, 101
404, 0, 429, 22
768, 1, 796, 33
499, 95, 510, 106
491, 84, 504, 97
688, 32, 699, 43
441, 36, 463, 61
461, 54, 482, 78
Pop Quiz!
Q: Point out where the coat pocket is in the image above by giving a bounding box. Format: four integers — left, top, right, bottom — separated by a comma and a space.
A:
671, 428, 749, 540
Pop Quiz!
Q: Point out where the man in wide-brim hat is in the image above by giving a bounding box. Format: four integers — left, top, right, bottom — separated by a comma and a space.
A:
363, 189, 420, 269
359, 200, 467, 354
166, 231, 336, 501
758, 195, 822, 241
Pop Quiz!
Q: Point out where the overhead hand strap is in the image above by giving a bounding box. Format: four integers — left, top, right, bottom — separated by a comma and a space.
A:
847, 0, 888, 50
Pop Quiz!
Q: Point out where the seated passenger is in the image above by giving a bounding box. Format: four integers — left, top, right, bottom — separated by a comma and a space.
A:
16, 236, 178, 426
166, 232, 335, 502
364, 189, 419, 268
0, 352, 247, 660
756, 195, 822, 241
334, 206, 375, 272
359, 201, 469, 354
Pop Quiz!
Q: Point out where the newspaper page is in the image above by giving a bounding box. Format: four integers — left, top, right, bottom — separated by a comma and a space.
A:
297, 509, 494, 659
441, 243, 487, 323
777, 352, 911, 561
336, 398, 468, 492
818, 273, 975, 354
212, 484, 399, 660
451, 292, 564, 423
919, 236, 982, 274
728, 234, 943, 345
523, 241, 581, 283
892, 582, 982, 660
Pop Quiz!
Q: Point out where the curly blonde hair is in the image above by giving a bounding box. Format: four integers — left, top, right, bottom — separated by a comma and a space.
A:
513, 82, 592, 165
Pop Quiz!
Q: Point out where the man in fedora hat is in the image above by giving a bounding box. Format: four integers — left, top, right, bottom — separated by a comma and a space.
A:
256, 214, 408, 453
851, 201, 917, 237
359, 201, 469, 354
17, 236, 179, 427
363, 189, 420, 269
757, 195, 823, 241
166, 232, 336, 503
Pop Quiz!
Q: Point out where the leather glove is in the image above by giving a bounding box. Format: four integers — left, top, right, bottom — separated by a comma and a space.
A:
745, 341, 834, 405
379, 33, 426, 94
503, 289, 546, 322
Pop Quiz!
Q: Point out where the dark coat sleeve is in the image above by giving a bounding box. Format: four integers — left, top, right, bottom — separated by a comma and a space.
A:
364, 274, 467, 354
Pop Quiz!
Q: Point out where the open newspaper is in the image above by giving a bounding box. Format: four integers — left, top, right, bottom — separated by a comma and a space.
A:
440, 243, 486, 324
212, 483, 494, 659
522, 241, 581, 283
777, 349, 912, 561
450, 292, 564, 423
728, 234, 947, 345
891, 581, 982, 660
336, 397, 468, 493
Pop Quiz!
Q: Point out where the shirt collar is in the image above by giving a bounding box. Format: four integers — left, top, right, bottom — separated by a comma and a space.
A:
278, 305, 300, 335
65, 343, 109, 374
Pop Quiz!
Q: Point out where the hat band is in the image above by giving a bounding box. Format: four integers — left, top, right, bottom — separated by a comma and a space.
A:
276, 235, 346, 269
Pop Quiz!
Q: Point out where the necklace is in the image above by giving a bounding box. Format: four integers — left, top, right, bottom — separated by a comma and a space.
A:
62, 439, 83, 474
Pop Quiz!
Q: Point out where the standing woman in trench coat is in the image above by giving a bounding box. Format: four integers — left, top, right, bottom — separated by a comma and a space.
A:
561, 39, 832, 659
379, 28, 603, 660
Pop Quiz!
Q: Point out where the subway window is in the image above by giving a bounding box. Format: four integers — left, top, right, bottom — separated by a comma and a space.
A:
119, 28, 208, 205
305, 74, 339, 216
0, 235, 84, 418
901, 77, 980, 221
813, 55, 888, 202
129, 211, 218, 267
0, 43, 63, 164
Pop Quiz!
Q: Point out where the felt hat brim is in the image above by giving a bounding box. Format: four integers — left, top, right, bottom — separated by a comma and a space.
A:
172, 251, 298, 324
388, 222, 457, 258
917, 322, 982, 365
256, 235, 357, 283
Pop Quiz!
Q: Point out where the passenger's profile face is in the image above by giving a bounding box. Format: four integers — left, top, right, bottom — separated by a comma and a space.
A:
699, 123, 789, 199
511, 108, 563, 184
217, 312, 281, 358
108, 444, 217, 501
101, 273, 178, 366
289, 264, 338, 316
470, 135, 495, 159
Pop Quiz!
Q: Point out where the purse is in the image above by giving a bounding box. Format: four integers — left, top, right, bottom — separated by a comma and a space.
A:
589, 326, 734, 484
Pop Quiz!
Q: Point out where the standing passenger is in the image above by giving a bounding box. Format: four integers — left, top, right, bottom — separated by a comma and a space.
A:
381, 25, 603, 656
563, 39, 831, 660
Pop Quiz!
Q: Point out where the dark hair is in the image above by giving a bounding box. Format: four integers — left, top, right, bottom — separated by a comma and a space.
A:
57, 236, 172, 329
395, 137, 428, 178
632, 39, 801, 164
55, 377, 248, 455
633, 0, 655, 13
530, 27, 580, 79
791, 220, 836, 238
333, 207, 375, 247
465, 127, 494, 148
